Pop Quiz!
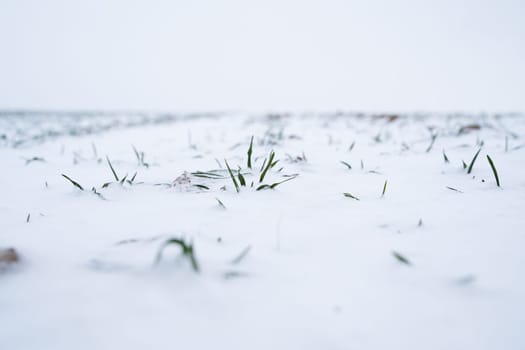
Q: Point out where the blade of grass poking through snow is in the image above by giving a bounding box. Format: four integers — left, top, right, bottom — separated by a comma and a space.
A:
231, 245, 251, 264
425, 133, 437, 153
486, 155, 500, 187
132, 145, 141, 165
446, 186, 463, 193
443, 150, 450, 163
61, 174, 84, 191
256, 175, 298, 191
247, 136, 253, 169
340, 161, 352, 170
467, 148, 482, 174
462, 160, 467, 169
269, 175, 298, 189
119, 174, 128, 184
392, 251, 411, 266
154, 238, 199, 272
191, 171, 226, 179
215, 198, 226, 209
224, 160, 239, 192
193, 184, 209, 190
259, 158, 267, 172
91, 187, 106, 200
106, 156, 119, 181
259, 151, 275, 183
237, 168, 246, 186
343, 192, 360, 200
381, 180, 387, 197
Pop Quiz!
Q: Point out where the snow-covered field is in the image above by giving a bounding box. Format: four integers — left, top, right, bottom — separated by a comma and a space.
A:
1, 112, 524, 349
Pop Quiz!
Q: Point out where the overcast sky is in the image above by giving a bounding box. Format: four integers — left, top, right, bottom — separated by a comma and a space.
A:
0, 0, 523, 112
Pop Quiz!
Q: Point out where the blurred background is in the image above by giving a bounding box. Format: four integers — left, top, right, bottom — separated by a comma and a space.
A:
0, 0, 523, 112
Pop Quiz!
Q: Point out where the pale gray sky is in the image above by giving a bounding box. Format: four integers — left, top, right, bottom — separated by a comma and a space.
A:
0, 0, 523, 112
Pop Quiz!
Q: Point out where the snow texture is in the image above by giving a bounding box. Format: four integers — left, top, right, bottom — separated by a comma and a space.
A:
1, 112, 524, 349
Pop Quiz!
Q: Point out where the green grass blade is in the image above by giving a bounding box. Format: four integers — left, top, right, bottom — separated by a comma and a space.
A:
106, 156, 119, 181
467, 148, 482, 174
446, 186, 463, 193
343, 192, 360, 200
381, 180, 387, 197
215, 197, 226, 209
231, 245, 251, 264
154, 238, 199, 272
269, 175, 298, 189
443, 150, 449, 163
247, 136, 253, 169
340, 161, 352, 170
486, 155, 500, 187
119, 174, 128, 184
237, 169, 246, 186
259, 158, 267, 172
132, 145, 141, 164
425, 134, 437, 153
259, 151, 275, 183
61, 174, 84, 191
392, 251, 411, 266
224, 159, 240, 192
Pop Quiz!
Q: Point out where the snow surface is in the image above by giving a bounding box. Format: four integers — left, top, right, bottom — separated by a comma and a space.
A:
1, 112, 525, 349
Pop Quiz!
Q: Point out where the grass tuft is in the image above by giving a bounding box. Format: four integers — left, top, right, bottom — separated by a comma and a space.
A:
154, 237, 199, 272
132, 145, 149, 168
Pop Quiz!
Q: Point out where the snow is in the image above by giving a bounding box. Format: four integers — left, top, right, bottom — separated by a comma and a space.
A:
1, 112, 525, 349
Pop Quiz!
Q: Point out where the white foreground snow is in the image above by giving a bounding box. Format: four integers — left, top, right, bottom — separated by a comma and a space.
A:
1, 112, 524, 349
